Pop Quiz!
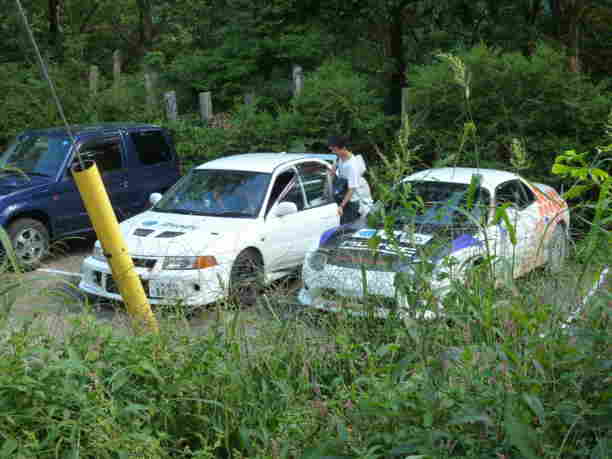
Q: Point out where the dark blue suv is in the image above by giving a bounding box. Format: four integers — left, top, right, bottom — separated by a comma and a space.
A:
0, 123, 181, 267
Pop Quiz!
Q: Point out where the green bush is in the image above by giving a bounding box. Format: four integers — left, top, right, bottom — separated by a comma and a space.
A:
407, 43, 612, 183
0, 62, 159, 146
290, 59, 390, 150
165, 59, 393, 170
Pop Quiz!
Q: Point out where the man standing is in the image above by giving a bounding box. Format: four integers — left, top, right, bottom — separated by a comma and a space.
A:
328, 135, 373, 224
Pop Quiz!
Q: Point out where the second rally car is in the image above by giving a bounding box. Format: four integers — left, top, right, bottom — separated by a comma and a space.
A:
299, 167, 570, 318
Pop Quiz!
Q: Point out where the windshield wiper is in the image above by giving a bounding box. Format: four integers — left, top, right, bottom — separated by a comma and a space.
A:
152, 208, 207, 216
25, 171, 51, 177
213, 211, 254, 217
0, 170, 51, 178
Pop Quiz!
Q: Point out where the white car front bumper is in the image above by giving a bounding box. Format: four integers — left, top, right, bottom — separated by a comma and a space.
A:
79, 256, 231, 306
299, 253, 450, 319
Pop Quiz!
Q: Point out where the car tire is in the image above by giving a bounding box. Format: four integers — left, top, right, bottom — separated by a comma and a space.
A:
6, 218, 50, 269
229, 249, 264, 307
547, 225, 567, 273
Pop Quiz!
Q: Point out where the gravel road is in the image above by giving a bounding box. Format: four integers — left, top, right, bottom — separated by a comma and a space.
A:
7, 237, 302, 338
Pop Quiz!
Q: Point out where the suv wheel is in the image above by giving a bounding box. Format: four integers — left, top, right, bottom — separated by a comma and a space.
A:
7, 218, 50, 269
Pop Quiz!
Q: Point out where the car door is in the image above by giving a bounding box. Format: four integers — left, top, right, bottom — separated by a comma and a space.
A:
493, 179, 541, 277
55, 135, 131, 234
125, 129, 180, 214
261, 162, 339, 273
296, 161, 338, 232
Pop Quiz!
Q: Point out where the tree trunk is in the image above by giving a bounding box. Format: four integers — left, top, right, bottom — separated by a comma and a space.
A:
550, 0, 586, 72
136, 0, 154, 54
387, 5, 406, 115
48, 0, 62, 55
550, 0, 562, 38
566, 0, 582, 72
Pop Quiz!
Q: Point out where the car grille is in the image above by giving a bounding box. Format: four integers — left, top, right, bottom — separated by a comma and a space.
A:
93, 271, 150, 296
327, 248, 399, 272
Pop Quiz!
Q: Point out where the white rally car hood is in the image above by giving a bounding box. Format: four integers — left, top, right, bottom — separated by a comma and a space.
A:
318, 224, 485, 266
117, 211, 255, 257
320, 226, 434, 255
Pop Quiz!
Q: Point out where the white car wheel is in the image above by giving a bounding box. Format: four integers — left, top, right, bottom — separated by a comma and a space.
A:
229, 249, 263, 307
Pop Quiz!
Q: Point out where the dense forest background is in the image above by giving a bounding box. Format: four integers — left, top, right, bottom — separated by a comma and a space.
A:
1, 0, 611, 182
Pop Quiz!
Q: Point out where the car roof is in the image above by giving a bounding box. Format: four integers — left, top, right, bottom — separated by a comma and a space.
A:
196, 153, 333, 174
405, 167, 520, 191
22, 123, 162, 137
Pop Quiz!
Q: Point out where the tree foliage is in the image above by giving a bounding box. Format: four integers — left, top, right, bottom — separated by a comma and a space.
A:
406, 43, 612, 181
0, 0, 610, 172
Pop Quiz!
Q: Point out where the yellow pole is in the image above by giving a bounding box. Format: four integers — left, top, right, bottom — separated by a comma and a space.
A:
72, 160, 158, 333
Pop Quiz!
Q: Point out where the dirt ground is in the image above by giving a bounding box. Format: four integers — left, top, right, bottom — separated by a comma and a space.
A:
7, 238, 302, 338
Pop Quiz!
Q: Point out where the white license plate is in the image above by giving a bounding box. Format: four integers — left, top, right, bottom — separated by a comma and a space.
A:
150, 281, 181, 298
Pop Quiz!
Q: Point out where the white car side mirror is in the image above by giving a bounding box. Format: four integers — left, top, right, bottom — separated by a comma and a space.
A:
149, 192, 163, 206
273, 201, 298, 217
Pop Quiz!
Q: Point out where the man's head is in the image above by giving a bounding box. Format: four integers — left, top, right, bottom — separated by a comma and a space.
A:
327, 135, 351, 160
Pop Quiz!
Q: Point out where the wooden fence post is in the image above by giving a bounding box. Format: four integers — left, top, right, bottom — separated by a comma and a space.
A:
244, 93, 255, 106
144, 72, 157, 109
89, 65, 99, 97
199, 91, 213, 123
292, 64, 303, 97
113, 50, 121, 88
164, 91, 178, 121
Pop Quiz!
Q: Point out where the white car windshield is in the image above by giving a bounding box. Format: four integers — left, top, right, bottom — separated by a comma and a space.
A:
384, 181, 491, 232
0, 134, 71, 177
153, 169, 271, 218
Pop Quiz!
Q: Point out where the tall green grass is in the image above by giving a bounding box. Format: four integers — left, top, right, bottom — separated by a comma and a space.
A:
0, 250, 609, 458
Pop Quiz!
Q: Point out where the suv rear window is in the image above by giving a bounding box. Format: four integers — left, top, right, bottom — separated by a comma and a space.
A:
130, 131, 172, 165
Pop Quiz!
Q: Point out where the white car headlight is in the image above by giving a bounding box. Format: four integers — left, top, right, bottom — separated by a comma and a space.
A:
307, 250, 328, 272
92, 245, 106, 262
162, 256, 218, 270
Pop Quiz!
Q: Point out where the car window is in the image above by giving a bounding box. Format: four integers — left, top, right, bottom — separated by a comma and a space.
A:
297, 162, 333, 209
266, 169, 305, 214
154, 169, 270, 217
79, 137, 123, 174
495, 180, 535, 210
0, 134, 71, 177
379, 180, 491, 231
129, 131, 173, 165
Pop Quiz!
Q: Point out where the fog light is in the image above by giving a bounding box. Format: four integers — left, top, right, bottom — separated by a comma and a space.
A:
308, 250, 327, 271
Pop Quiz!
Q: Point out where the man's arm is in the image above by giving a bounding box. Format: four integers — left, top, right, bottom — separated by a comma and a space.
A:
337, 188, 354, 216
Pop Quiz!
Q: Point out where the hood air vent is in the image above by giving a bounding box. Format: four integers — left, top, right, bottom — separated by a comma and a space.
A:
134, 228, 155, 237
156, 231, 184, 238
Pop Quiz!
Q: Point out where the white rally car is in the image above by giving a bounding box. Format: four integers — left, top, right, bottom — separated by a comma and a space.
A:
299, 167, 570, 318
79, 153, 339, 306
